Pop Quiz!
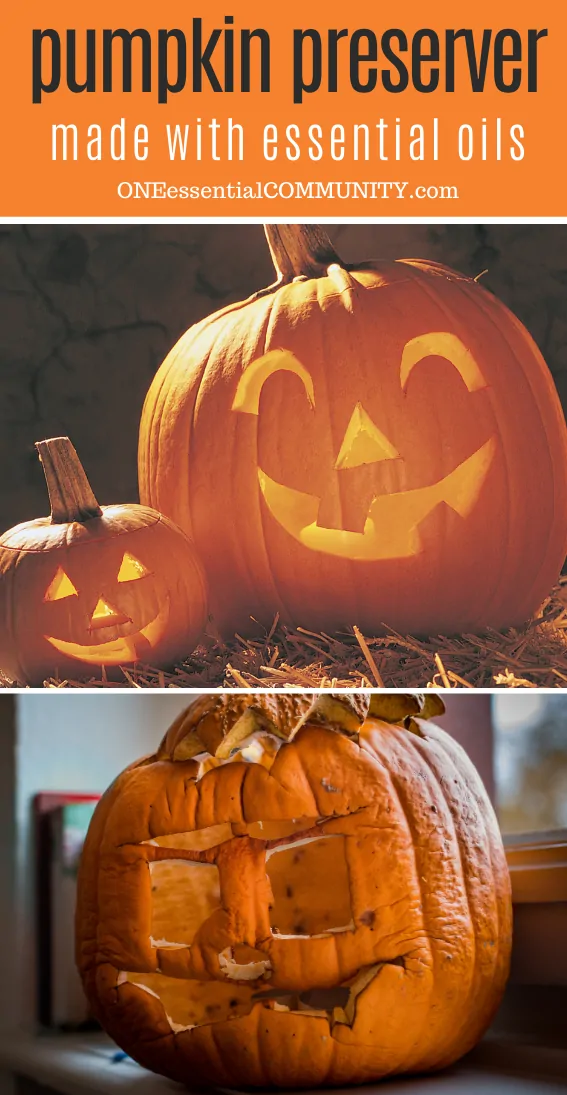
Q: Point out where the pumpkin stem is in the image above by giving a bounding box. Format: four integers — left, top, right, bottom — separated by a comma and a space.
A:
264, 225, 344, 283
36, 437, 103, 524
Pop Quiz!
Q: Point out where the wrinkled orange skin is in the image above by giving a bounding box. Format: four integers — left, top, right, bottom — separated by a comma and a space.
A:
76, 717, 512, 1089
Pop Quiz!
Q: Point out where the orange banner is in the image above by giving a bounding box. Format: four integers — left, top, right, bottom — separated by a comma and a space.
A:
0, 0, 565, 217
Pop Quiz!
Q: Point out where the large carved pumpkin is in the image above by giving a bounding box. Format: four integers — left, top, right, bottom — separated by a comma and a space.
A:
76, 691, 512, 1089
139, 225, 567, 638
0, 437, 207, 684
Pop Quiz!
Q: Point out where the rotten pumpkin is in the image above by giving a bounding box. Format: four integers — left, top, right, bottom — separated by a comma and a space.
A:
76, 691, 512, 1089
139, 224, 567, 638
0, 437, 207, 684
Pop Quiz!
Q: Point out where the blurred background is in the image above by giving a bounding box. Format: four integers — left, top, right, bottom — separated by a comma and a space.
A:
2, 224, 567, 533
494, 694, 567, 834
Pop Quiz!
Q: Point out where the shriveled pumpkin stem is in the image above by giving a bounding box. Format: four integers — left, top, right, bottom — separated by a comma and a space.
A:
36, 437, 103, 524
264, 225, 344, 283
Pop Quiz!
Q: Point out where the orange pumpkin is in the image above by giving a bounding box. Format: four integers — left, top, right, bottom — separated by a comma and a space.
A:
76, 691, 512, 1089
0, 437, 207, 684
139, 224, 567, 638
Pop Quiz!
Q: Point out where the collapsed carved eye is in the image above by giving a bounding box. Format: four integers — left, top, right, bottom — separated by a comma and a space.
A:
117, 552, 151, 582
150, 860, 222, 948
267, 835, 352, 937
44, 566, 78, 602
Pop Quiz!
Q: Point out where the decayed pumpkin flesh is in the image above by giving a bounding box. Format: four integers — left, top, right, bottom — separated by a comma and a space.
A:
76, 692, 512, 1089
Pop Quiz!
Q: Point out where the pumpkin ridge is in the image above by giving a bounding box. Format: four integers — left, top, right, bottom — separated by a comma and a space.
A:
376, 766, 435, 1071
142, 294, 242, 531
140, 344, 193, 525
201, 294, 289, 622
76, 771, 132, 984
454, 278, 563, 621
269, 736, 320, 817
446, 280, 519, 623
420, 727, 511, 1047
186, 310, 245, 543
254, 993, 273, 1085
236, 757, 249, 822
142, 332, 194, 514
402, 732, 479, 1065
362, 726, 472, 1067
410, 725, 510, 1065
238, 290, 293, 622
206, 1013, 234, 1083
316, 271, 360, 611
399, 266, 508, 624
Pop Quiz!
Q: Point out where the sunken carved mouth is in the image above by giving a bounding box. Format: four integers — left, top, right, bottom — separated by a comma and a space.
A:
44, 598, 170, 665
119, 961, 403, 1036
258, 438, 496, 561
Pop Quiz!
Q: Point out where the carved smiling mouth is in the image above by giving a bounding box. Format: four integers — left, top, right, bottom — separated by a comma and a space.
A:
258, 438, 496, 561
233, 343, 496, 562
44, 598, 170, 665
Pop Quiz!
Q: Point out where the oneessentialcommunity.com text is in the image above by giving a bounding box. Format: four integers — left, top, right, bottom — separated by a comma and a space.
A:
116, 180, 460, 200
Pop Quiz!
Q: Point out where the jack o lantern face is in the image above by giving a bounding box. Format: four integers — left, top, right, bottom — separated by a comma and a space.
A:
100, 731, 417, 1042
123, 813, 362, 1020
42, 550, 170, 665
232, 335, 496, 561
78, 710, 511, 1089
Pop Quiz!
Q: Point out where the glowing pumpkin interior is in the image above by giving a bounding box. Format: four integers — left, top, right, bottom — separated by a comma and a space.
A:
43, 550, 169, 664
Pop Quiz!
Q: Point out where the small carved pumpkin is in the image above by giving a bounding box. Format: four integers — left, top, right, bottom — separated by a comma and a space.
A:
0, 437, 207, 684
76, 692, 512, 1089
139, 224, 567, 637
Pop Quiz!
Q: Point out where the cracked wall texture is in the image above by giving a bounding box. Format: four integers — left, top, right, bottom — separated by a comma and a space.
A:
1, 223, 567, 533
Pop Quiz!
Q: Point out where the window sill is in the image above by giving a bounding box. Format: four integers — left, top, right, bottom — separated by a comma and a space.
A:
0, 1033, 178, 1095
0, 1031, 565, 1095
505, 830, 567, 904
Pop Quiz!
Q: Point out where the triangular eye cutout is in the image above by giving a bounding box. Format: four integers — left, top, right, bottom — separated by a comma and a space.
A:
117, 552, 151, 582
44, 567, 79, 602
334, 403, 400, 470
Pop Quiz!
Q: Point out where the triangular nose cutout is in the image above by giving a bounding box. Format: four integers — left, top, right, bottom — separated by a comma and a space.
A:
92, 597, 117, 621
89, 597, 130, 630
334, 403, 400, 470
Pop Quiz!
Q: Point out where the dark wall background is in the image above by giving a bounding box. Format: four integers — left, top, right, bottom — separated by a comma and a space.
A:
1, 223, 567, 533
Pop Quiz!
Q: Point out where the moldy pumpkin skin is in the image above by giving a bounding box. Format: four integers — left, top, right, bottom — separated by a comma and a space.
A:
138, 227, 567, 638
76, 698, 512, 1089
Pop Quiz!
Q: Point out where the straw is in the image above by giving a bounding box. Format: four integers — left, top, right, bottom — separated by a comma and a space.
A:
4, 578, 567, 690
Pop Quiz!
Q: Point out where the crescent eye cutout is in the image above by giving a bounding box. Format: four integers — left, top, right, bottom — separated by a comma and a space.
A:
232, 349, 315, 415
44, 566, 78, 602
117, 552, 151, 582
400, 332, 488, 393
